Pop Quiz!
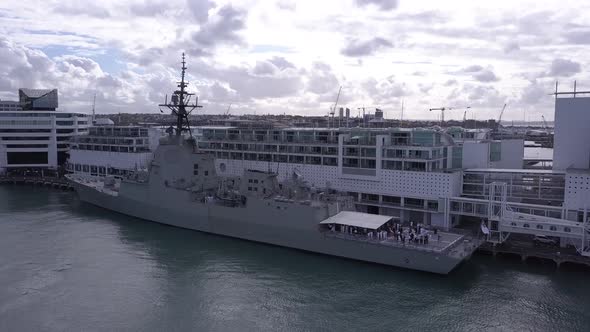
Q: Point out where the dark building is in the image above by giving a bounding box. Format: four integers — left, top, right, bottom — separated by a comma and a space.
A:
19, 88, 58, 111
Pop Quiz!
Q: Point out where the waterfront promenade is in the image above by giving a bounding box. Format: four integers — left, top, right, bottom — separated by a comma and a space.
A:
0, 175, 72, 190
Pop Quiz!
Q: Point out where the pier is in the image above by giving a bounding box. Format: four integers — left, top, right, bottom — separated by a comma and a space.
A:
0, 175, 73, 190
478, 241, 590, 269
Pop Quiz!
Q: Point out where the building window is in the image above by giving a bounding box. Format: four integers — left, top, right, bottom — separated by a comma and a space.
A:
194, 170, 199, 176
204, 171, 209, 176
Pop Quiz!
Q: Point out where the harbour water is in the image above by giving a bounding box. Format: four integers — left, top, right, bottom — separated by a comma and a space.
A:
1, 186, 589, 331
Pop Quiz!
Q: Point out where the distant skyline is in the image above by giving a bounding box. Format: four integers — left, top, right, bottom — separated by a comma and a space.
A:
0, 0, 589, 120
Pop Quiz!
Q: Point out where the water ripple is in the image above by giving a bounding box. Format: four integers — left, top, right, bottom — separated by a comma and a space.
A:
1, 186, 590, 331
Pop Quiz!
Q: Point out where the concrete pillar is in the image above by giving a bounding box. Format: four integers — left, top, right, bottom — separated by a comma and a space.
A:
48, 115, 58, 169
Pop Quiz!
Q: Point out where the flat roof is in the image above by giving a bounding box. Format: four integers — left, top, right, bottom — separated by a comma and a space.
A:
465, 168, 565, 174
196, 126, 431, 133
319, 211, 393, 230
198, 126, 237, 130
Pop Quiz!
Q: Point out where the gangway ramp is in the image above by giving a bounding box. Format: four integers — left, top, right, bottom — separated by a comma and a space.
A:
446, 195, 590, 256
501, 210, 585, 240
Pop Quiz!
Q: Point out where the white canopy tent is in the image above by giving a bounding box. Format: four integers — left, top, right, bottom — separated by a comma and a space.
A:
319, 211, 393, 230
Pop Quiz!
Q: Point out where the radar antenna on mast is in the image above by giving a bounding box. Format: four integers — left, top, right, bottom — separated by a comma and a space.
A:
158, 53, 203, 144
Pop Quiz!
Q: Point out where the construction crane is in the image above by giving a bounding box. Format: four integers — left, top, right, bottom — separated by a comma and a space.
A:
541, 115, 549, 131
224, 103, 232, 117
91, 93, 96, 125
541, 115, 553, 147
400, 100, 404, 128
328, 86, 342, 128
497, 103, 507, 126
429, 106, 471, 126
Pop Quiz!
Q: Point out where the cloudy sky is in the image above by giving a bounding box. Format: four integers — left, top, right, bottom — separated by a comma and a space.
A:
0, 0, 589, 121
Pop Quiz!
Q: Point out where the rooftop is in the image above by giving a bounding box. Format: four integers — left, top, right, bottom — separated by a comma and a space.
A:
197, 126, 433, 133
319, 211, 395, 230
19, 88, 54, 99
465, 168, 566, 174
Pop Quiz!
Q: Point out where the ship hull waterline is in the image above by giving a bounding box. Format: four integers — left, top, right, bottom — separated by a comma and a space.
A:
72, 182, 464, 275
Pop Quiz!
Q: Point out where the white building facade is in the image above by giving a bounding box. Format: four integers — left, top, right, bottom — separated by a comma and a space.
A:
195, 126, 523, 226
67, 125, 161, 177
0, 89, 89, 174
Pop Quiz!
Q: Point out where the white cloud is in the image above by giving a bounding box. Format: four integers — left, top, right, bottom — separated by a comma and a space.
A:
354, 0, 398, 11
341, 37, 393, 57
0, 0, 589, 121
548, 58, 581, 77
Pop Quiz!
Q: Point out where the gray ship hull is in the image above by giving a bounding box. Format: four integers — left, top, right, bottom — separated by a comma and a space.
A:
72, 181, 465, 274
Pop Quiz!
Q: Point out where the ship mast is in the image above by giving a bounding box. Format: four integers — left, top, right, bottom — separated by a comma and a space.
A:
159, 53, 202, 140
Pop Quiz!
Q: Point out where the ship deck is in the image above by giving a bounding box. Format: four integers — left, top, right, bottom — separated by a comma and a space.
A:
67, 175, 119, 196
324, 230, 480, 259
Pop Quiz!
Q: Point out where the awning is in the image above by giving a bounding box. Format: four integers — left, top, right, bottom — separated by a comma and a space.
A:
320, 211, 393, 230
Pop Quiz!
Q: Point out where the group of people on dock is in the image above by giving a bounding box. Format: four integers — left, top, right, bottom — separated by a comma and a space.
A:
387, 222, 433, 245
330, 221, 440, 245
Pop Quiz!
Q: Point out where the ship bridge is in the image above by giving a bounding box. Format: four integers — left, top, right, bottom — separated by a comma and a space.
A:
445, 182, 590, 257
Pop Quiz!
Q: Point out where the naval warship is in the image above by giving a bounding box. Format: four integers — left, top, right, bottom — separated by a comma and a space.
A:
67, 54, 477, 274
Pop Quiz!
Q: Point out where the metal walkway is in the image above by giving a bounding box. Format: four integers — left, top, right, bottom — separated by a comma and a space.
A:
446, 182, 590, 257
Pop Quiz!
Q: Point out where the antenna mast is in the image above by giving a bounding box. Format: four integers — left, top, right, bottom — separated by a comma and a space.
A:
400, 99, 404, 128
158, 53, 203, 140
91, 93, 96, 125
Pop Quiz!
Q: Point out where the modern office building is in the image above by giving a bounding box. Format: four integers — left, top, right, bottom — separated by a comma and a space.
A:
0, 100, 22, 112
19, 88, 58, 111
195, 125, 524, 226
0, 88, 89, 174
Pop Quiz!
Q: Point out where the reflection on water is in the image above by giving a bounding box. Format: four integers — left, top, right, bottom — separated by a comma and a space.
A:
0, 186, 589, 331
